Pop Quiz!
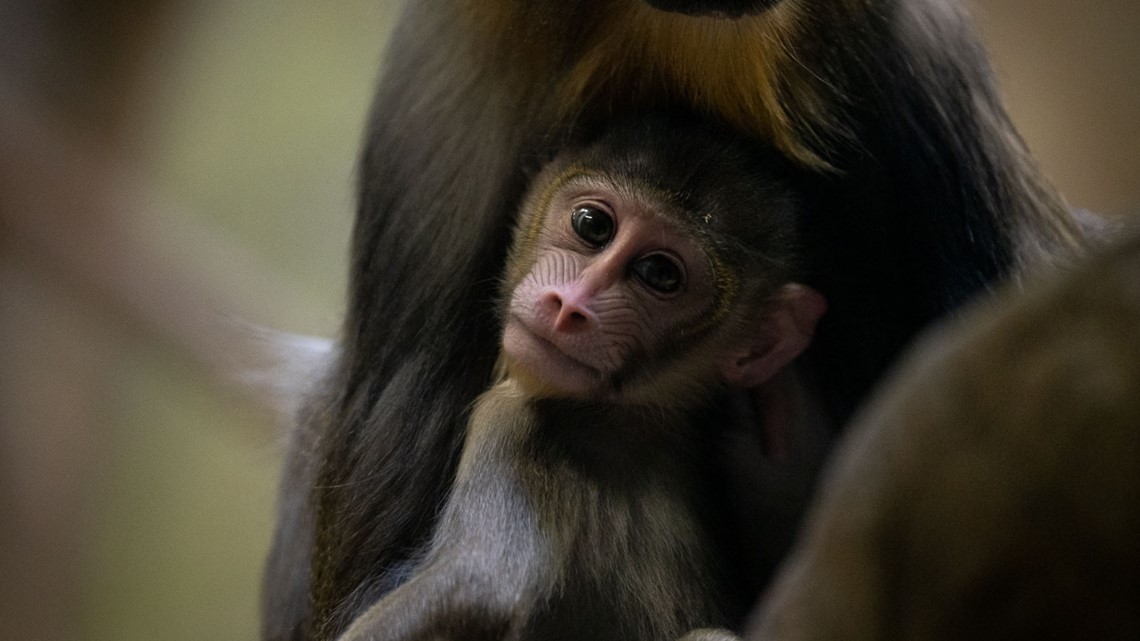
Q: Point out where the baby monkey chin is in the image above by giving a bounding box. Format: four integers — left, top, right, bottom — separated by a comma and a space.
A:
501, 319, 607, 399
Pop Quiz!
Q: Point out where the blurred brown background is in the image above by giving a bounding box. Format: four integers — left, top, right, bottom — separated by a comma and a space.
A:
0, 1, 1136, 640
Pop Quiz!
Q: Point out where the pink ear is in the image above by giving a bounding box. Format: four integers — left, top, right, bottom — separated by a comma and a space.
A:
721, 283, 827, 388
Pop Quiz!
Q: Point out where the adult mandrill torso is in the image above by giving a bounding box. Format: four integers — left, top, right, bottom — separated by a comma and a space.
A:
263, 1, 1094, 639
334, 116, 826, 641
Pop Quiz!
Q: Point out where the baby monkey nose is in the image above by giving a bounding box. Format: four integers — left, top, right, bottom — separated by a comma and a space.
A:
542, 290, 593, 333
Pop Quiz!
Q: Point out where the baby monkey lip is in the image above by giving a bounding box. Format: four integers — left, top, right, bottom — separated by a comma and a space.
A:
504, 317, 600, 380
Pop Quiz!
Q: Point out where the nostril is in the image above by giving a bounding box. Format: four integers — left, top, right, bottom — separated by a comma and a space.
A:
554, 303, 592, 331
541, 291, 564, 313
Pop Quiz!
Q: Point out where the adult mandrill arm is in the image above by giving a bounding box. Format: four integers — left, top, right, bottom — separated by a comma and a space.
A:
748, 228, 1140, 641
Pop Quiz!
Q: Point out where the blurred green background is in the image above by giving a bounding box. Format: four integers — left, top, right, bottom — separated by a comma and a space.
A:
0, 1, 1136, 640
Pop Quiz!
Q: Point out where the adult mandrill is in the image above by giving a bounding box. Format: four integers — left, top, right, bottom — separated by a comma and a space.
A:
337, 116, 825, 641
263, 1, 1093, 640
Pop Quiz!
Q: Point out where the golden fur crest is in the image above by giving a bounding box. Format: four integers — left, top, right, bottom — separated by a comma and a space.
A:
462, 0, 841, 169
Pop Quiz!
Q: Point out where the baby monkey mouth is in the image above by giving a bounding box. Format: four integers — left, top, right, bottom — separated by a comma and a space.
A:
502, 317, 603, 394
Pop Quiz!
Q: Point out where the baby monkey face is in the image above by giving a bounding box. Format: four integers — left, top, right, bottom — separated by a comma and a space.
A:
501, 174, 718, 399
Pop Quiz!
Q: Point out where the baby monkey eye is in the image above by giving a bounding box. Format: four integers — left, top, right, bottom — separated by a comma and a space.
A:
633, 254, 684, 294
571, 206, 614, 247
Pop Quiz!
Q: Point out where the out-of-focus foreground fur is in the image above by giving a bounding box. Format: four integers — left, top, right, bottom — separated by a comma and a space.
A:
750, 227, 1140, 640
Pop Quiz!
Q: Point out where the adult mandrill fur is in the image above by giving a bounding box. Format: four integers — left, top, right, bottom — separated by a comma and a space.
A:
262, 1, 1094, 640
337, 114, 825, 641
